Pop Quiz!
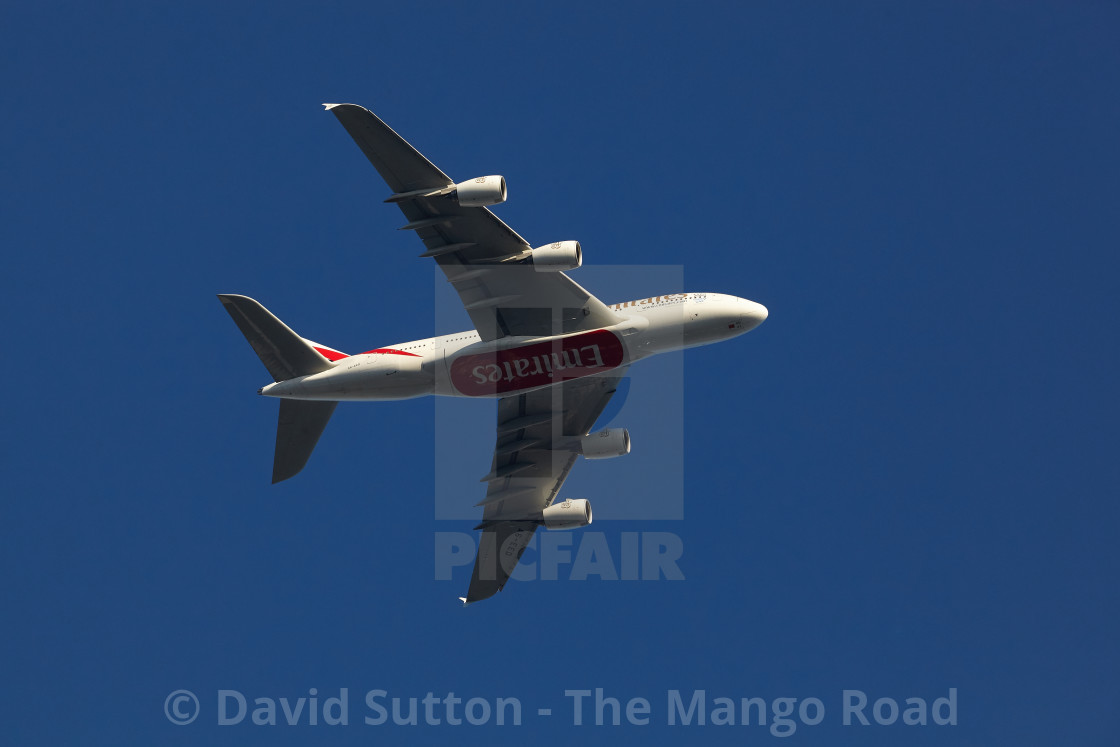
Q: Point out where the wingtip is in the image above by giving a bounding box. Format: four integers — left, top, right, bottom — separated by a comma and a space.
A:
458, 596, 473, 607
217, 292, 251, 303
322, 103, 343, 110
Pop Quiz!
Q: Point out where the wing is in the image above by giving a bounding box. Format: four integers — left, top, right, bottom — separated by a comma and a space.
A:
463, 370, 627, 604
325, 103, 622, 341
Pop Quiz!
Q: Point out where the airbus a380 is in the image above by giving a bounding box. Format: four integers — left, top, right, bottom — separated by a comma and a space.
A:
220, 103, 767, 604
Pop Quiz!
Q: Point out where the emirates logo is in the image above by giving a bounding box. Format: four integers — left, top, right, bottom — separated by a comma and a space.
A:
449, 329, 625, 396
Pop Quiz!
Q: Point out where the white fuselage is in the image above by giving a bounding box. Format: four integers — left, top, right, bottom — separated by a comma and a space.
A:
260, 293, 767, 401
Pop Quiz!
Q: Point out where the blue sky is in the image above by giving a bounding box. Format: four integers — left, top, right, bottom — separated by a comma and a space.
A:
3, 2, 1118, 744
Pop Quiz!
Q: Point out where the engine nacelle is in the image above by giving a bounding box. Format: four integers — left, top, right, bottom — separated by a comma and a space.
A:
542, 498, 593, 530
532, 241, 582, 272
579, 428, 630, 459
455, 175, 507, 207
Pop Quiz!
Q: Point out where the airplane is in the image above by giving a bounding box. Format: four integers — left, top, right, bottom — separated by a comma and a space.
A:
219, 103, 768, 604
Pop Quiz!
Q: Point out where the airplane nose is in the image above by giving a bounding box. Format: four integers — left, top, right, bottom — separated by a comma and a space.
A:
740, 299, 768, 331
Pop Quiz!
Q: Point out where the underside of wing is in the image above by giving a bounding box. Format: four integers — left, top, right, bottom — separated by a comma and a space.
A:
325, 103, 622, 340
463, 371, 627, 604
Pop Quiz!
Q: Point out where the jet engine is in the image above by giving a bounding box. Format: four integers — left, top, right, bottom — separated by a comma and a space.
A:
532, 241, 582, 272
455, 175, 507, 207
542, 499, 593, 530
579, 428, 631, 459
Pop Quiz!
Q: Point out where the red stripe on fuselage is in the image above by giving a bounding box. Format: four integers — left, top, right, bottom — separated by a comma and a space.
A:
314, 347, 349, 361
313, 346, 422, 360
360, 348, 422, 357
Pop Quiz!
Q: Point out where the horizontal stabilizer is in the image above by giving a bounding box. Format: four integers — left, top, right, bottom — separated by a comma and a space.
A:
218, 294, 334, 382
273, 400, 337, 483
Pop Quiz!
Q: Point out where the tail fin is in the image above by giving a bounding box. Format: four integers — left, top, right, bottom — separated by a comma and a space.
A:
218, 294, 339, 483
217, 294, 335, 382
